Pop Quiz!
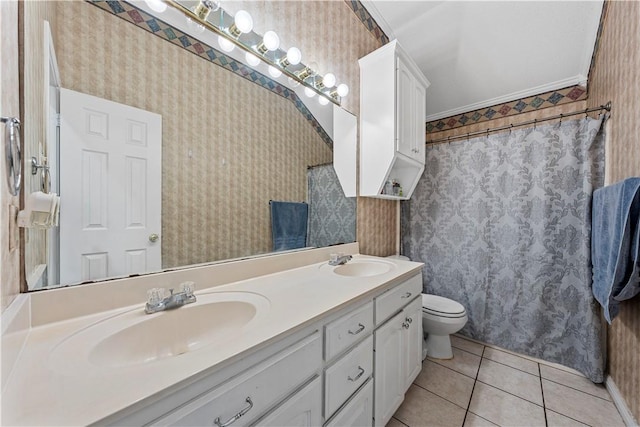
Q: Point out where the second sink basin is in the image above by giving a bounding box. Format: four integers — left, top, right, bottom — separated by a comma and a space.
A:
49, 291, 271, 370
332, 260, 394, 277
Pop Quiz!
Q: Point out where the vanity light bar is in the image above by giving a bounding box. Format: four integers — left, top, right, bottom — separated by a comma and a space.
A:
165, 0, 346, 106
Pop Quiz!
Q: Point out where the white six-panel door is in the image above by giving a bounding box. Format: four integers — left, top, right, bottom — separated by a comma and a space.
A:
59, 88, 161, 284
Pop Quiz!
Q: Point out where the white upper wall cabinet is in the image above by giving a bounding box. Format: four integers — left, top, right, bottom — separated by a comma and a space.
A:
359, 40, 430, 200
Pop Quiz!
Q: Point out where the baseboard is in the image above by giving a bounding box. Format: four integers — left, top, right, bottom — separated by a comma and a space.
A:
606, 376, 639, 427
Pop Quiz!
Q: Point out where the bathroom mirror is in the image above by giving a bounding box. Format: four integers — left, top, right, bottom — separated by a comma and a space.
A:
22, 0, 357, 290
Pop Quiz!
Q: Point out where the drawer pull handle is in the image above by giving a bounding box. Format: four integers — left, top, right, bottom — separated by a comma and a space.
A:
214, 397, 253, 427
401, 292, 412, 299
348, 366, 365, 382
348, 323, 366, 335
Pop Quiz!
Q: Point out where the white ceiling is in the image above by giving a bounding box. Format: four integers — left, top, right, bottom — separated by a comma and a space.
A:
363, 1, 604, 121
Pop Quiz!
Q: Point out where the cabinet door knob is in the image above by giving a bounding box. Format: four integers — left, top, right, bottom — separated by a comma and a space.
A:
348, 323, 366, 335
149, 233, 159, 243
402, 322, 410, 329
405, 317, 413, 324
214, 397, 253, 427
347, 366, 365, 382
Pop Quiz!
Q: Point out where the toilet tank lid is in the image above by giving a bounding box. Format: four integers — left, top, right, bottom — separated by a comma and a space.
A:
422, 294, 466, 315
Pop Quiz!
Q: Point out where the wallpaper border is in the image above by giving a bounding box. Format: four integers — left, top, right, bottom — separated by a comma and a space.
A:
90, 0, 333, 148
426, 85, 588, 133
344, 0, 389, 45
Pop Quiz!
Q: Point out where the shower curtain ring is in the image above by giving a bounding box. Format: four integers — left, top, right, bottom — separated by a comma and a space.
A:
509, 124, 513, 135
559, 113, 563, 125
584, 108, 589, 119
534, 119, 537, 130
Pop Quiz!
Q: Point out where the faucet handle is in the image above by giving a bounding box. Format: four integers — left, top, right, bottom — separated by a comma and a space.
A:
147, 287, 166, 305
180, 281, 196, 295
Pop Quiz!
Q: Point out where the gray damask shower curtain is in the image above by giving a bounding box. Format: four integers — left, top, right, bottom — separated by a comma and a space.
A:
402, 116, 606, 382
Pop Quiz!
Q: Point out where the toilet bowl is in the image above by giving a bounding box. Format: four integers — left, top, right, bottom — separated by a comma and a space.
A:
422, 294, 468, 360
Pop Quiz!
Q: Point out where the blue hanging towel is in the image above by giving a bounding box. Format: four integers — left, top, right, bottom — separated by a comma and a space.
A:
592, 177, 640, 323
270, 201, 308, 251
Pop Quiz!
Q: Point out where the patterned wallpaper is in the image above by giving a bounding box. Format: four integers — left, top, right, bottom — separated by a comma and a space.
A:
91, 1, 332, 148
587, 0, 640, 421
54, 0, 331, 269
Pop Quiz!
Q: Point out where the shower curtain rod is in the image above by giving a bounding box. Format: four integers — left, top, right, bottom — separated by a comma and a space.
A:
426, 102, 612, 145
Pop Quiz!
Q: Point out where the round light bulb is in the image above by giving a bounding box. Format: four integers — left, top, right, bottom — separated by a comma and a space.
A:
288, 77, 300, 88
336, 83, 349, 97
286, 47, 302, 65
263, 31, 280, 51
268, 66, 282, 78
245, 52, 260, 66
144, 0, 167, 13
304, 87, 316, 98
322, 73, 336, 88
318, 96, 329, 106
234, 10, 253, 34
218, 35, 235, 52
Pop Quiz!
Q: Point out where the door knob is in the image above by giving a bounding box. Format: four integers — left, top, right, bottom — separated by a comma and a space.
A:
149, 233, 159, 242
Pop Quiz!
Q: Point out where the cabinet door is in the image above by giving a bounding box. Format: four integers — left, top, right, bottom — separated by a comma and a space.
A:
412, 81, 426, 164
373, 311, 405, 427
402, 297, 423, 389
257, 376, 322, 427
326, 378, 373, 427
396, 57, 414, 158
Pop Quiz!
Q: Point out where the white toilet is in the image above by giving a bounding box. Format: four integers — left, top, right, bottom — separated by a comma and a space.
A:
421, 294, 468, 360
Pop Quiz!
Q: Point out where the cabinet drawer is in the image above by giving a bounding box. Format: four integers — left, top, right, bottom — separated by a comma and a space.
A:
325, 378, 373, 427
153, 332, 322, 427
324, 301, 373, 361
256, 376, 322, 427
324, 335, 373, 419
375, 274, 421, 326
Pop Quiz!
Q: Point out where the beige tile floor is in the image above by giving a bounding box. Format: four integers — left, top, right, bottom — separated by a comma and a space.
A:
389, 335, 626, 427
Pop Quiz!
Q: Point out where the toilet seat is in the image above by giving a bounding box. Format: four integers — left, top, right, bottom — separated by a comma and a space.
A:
422, 294, 466, 318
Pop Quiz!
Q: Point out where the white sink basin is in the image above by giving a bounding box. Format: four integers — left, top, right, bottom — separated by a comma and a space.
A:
49, 291, 270, 370
324, 260, 394, 277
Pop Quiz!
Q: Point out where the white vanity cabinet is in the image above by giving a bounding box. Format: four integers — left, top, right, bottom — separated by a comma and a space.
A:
111, 272, 422, 427
373, 276, 423, 427
359, 39, 430, 200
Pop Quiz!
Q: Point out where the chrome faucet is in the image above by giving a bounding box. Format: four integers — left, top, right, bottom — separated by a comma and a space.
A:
145, 282, 196, 314
329, 253, 353, 266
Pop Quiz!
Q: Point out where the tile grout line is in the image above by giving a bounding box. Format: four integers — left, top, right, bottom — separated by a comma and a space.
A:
461, 345, 486, 426
391, 416, 409, 427
542, 377, 613, 402
540, 363, 548, 427
412, 381, 470, 412
474, 379, 544, 408
480, 356, 540, 378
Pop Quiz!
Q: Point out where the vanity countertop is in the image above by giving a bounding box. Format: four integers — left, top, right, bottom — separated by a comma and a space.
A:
1, 254, 423, 426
